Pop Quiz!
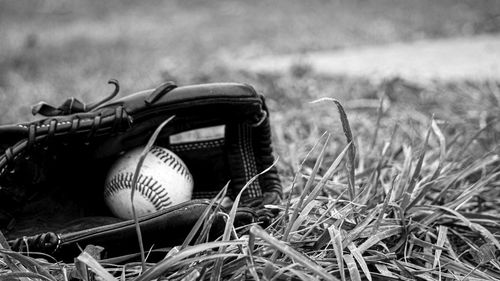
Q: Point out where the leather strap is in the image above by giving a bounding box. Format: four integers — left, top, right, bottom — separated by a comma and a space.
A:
31, 79, 120, 116
144, 81, 177, 105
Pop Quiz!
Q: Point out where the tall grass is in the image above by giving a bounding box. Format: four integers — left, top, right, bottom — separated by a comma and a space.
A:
1, 78, 499, 280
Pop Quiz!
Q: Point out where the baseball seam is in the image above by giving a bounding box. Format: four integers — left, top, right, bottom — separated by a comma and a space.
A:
149, 146, 193, 183
104, 172, 173, 211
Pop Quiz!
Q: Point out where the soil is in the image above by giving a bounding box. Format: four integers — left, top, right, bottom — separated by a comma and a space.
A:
226, 35, 500, 83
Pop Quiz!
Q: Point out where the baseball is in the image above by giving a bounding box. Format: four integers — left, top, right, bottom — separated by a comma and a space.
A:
104, 145, 193, 219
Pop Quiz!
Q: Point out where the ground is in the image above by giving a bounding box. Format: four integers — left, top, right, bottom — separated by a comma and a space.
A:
227, 35, 500, 83
1, 0, 499, 123
1, 0, 499, 172
1, 1, 500, 280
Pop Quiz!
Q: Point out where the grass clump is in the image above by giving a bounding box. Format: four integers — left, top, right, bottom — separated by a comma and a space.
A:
1, 77, 499, 281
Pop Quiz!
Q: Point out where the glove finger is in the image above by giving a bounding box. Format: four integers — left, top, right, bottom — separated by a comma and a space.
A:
241, 197, 263, 208
234, 207, 258, 228
257, 212, 273, 228
261, 192, 281, 207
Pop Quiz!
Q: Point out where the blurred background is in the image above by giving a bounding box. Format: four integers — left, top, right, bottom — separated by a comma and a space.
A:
1, 0, 500, 177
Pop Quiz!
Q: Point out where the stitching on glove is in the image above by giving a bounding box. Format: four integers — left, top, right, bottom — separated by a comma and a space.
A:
192, 191, 221, 199
237, 124, 262, 199
104, 172, 173, 210
170, 139, 225, 152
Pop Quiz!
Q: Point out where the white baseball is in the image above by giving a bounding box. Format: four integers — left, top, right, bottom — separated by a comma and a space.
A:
104, 145, 193, 219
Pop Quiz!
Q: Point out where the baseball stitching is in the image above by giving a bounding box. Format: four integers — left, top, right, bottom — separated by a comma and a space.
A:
104, 172, 173, 210
149, 146, 193, 183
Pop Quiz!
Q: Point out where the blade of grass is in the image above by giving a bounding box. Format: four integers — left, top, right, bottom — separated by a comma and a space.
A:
0, 231, 11, 250
405, 180, 434, 212
408, 235, 446, 251
0, 272, 54, 281
134, 241, 245, 281
165, 253, 244, 271
270, 264, 315, 281
194, 204, 226, 245
435, 206, 500, 250
312, 98, 356, 202
372, 176, 396, 235
370, 96, 386, 150
359, 141, 391, 206
358, 227, 403, 254
286, 266, 320, 281
434, 154, 499, 204
401, 118, 432, 211
247, 227, 262, 281
374, 264, 395, 278
130, 115, 175, 270
250, 225, 339, 281
302, 143, 352, 209
449, 170, 500, 210
413, 252, 497, 280
344, 206, 379, 247
328, 225, 345, 281
212, 158, 279, 281
245, 255, 260, 281
283, 133, 330, 242
284, 130, 329, 201
300, 198, 339, 241
0, 250, 55, 281
0, 249, 34, 281
392, 260, 415, 280
453, 120, 493, 163
287, 143, 352, 249
289, 200, 321, 237
343, 254, 361, 281
430, 118, 446, 180
179, 269, 200, 281
180, 183, 228, 249
77, 252, 118, 281
405, 119, 448, 210
268, 134, 330, 271
394, 145, 412, 201
274, 131, 330, 273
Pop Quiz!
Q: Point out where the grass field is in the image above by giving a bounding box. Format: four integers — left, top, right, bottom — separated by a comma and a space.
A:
1, 0, 500, 280
1, 0, 500, 123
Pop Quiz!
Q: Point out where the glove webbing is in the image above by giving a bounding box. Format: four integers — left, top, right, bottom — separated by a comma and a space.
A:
0, 107, 131, 175
31, 79, 121, 116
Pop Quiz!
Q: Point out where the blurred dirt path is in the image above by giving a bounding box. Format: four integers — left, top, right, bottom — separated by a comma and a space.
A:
227, 35, 500, 83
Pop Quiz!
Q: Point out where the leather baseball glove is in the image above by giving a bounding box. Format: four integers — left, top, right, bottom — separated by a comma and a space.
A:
0, 81, 282, 261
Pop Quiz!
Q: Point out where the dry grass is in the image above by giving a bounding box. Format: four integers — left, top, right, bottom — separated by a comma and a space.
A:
1, 76, 499, 280
1, 0, 500, 123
